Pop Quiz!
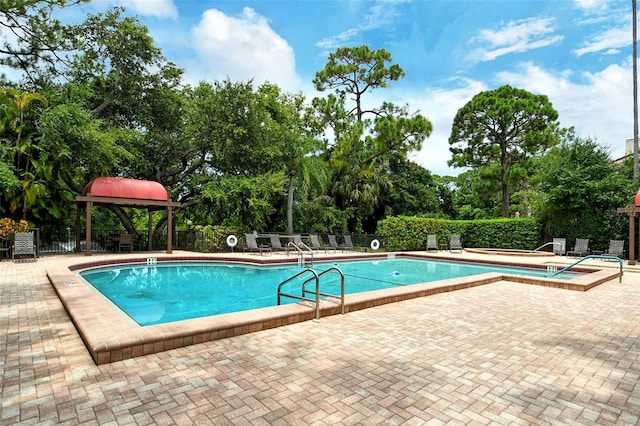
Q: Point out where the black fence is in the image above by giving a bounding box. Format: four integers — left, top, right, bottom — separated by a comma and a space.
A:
34, 229, 387, 256
172, 231, 387, 254
38, 229, 164, 255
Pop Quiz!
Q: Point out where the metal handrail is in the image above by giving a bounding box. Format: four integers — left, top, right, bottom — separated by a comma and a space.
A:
287, 242, 303, 265
287, 242, 314, 267
277, 268, 321, 320
534, 241, 563, 252
547, 255, 623, 282
301, 267, 345, 315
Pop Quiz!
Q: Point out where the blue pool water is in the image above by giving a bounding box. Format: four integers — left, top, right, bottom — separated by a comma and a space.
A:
79, 258, 581, 326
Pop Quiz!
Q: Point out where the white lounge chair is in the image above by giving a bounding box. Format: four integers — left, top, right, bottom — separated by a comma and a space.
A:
449, 235, 463, 253
553, 238, 566, 256
567, 238, 589, 257
604, 239, 625, 259
426, 234, 438, 252
12, 231, 36, 262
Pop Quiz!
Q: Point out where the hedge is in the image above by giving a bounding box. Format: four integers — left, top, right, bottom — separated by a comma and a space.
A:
376, 216, 542, 251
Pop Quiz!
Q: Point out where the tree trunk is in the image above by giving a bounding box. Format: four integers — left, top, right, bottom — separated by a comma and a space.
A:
287, 173, 295, 234
501, 143, 510, 217
501, 182, 509, 217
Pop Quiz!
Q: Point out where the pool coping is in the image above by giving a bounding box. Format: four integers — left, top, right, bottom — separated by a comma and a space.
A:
47, 252, 621, 365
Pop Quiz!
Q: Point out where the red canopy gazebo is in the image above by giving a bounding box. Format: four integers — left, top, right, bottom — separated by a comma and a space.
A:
75, 177, 181, 256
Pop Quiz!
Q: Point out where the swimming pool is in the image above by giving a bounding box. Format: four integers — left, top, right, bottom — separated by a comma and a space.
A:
79, 257, 582, 326
54, 253, 620, 364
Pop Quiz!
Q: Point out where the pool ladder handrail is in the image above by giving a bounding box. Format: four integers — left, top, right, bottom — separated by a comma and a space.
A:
277, 268, 321, 320
287, 241, 314, 267
301, 267, 345, 316
547, 254, 623, 282
276, 267, 345, 321
533, 241, 563, 252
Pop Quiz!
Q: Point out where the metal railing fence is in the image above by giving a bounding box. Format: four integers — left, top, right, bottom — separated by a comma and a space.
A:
34, 228, 387, 256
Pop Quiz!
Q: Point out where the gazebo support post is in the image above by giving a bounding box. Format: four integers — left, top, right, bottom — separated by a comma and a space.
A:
148, 211, 153, 251
167, 202, 173, 254
85, 200, 92, 256
75, 206, 82, 253
618, 204, 639, 265
631, 212, 637, 266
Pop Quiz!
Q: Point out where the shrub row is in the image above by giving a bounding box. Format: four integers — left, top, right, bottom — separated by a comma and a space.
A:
376, 216, 542, 251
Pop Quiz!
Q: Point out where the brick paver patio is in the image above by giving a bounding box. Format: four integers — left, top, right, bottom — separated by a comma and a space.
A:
2, 254, 640, 424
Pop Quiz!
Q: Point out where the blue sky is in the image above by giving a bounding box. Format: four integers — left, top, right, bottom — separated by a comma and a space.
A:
71, 0, 633, 176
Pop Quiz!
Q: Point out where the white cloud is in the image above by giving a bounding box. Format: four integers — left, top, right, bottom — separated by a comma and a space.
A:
470, 17, 563, 62
574, 0, 613, 12
117, 0, 178, 19
391, 58, 632, 176
573, 26, 630, 56
316, 0, 407, 50
495, 61, 631, 159
382, 79, 488, 176
190, 7, 302, 91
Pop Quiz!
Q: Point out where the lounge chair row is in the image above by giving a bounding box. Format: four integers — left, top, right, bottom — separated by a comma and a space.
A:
555, 238, 625, 258
425, 235, 625, 259
425, 234, 463, 253
244, 233, 365, 255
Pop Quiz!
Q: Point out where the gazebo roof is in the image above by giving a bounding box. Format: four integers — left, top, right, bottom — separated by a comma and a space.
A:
75, 177, 180, 256
76, 177, 180, 210
82, 177, 169, 201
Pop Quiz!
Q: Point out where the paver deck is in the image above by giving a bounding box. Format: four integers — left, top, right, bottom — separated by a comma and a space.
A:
1, 251, 640, 424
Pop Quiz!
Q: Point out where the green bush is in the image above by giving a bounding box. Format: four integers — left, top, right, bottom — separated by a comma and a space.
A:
194, 225, 246, 252
376, 216, 541, 251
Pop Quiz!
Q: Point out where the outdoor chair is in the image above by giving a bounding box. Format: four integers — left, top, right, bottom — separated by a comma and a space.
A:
292, 234, 304, 247
12, 231, 36, 262
118, 234, 134, 253
449, 234, 463, 253
310, 234, 334, 252
328, 234, 342, 251
567, 238, 589, 257
604, 239, 625, 259
340, 235, 365, 251
426, 234, 438, 252
0, 237, 10, 261
553, 238, 566, 256
245, 233, 271, 255
288, 234, 311, 253
269, 234, 287, 253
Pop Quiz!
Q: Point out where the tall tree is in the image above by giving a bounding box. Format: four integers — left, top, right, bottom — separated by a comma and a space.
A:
313, 45, 405, 121
257, 85, 326, 234
1, 5, 186, 238
186, 80, 304, 231
448, 85, 560, 217
383, 156, 453, 218
0, 0, 88, 83
0, 87, 48, 219
533, 136, 632, 250
313, 45, 432, 231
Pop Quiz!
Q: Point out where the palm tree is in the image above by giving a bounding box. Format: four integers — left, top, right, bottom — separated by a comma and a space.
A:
0, 88, 48, 218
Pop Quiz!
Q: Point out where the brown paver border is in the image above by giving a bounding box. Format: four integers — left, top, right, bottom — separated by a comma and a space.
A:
46, 253, 621, 365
